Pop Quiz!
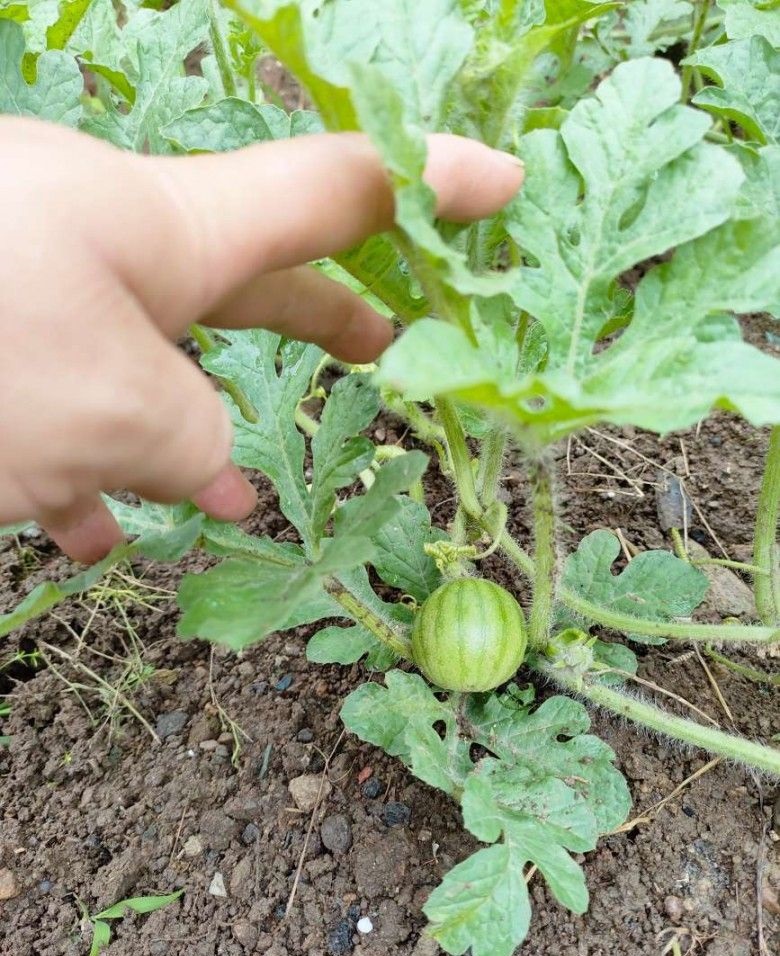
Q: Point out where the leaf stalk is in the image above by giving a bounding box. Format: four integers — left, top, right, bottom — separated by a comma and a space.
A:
754, 426, 780, 626
208, 0, 238, 97
327, 578, 412, 659
528, 457, 557, 650
436, 397, 483, 520
540, 664, 780, 777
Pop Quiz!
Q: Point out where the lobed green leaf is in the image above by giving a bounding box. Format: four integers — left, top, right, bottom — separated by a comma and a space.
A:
689, 35, 780, 145
0, 19, 83, 122
369, 496, 446, 602
561, 530, 710, 644
83, 0, 210, 151
343, 672, 630, 956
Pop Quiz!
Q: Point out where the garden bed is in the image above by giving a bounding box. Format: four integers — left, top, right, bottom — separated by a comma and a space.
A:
2, 342, 778, 955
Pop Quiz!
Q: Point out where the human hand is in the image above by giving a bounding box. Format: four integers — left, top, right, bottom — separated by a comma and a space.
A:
0, 118, 523, 562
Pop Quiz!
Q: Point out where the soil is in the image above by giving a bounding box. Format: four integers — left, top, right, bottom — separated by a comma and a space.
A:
2, 316, 779, 956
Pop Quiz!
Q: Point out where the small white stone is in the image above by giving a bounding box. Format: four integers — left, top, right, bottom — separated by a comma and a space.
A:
182, 835, 203, 857
357, 917, 374, 935
208, 872, 227, 897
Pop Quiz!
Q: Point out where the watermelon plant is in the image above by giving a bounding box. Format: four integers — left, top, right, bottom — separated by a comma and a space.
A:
1, 0, 780, 953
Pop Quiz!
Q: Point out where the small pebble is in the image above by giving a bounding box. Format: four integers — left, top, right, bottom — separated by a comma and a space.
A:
0, 869, 19, 901
327, 918, 353, 955
38, 879, 54, 894
275, 674, 294, 692
362, 778, 382, 799
250, 681, 268, 695
297, 728, 314, 743
762, 884, 780, 916
182, 835, 203, 857
208, 872, 227, 898
155, 710, 188, 740
233, 919, 259, 949
199, 740, 219, 751
289, 774, 331, 812
357, 917, 373, 935
382, 802, 411, 827
242, 823, 260, 845
664, 896, 683, 921
321, 814, 352, 855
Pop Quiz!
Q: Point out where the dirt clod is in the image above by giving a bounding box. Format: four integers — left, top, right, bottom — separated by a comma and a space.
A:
241, 823, 260, 845
232, 919, 259, 949
199, 810, 239, 851
94, 848, 145, 910
321, 814, 353, 854
328, 917, 355, 955
182, 835, 203, 858
155, 710, 188, 740
663, 895, 684, 921
229, 856, 253, 899
382, 802, 412, 827
224, 792, 263, 822
362, 778, 383, 799
688, 541, 757, 618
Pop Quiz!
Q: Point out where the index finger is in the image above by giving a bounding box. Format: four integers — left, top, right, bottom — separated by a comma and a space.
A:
140, 133, 523, 325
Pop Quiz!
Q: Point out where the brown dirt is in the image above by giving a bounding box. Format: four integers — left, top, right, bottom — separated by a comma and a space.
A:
2, 342, 780, 956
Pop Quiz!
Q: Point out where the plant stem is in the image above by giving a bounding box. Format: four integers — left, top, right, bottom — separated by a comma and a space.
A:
680, 0, 713, 102
704, 647, 780, 687
382, 393, 446, 447
528, 457, 557, 650
754, 426, 780, 626
436, 398, 483, 520
672, 527, 765, 575
541, 664, 780, 776
327, 579, 412, 659
496, 529, 535, 575
497, 529, 780, 644
190, 325, 259, 423
692, 558, 767, 576
294, 406, 319, 437
565, 587, 778, 643
477, 426, 507, 507
208, 0, 237, 97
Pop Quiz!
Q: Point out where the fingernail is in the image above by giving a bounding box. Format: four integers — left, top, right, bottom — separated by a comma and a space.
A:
492, 149, 524, 168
